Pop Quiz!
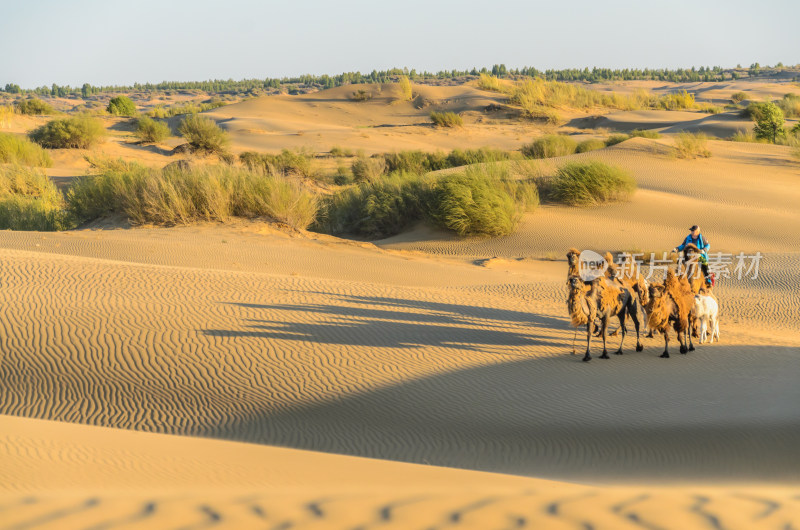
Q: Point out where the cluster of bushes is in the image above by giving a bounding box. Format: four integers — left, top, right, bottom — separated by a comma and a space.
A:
397, 76, 413, 102
0, 165, 71, 230
14, 98, 54, 115
239, 149, 318, 178
674, 132, 711, 159
147, 100, 227, 118
430, 111, 463, 127
66, 161, 319, 229
657, 90, 695, 110
317, 165, 538, 238
135, 117, 170, 143
178, 114, 230, 156
107, 96, 136, 116
29, 115, 105, 148
0, 133, 52, 167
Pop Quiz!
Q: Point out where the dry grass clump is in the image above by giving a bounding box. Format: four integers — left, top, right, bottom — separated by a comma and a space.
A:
178, 114, 230, 155
674, 132, 712, 159
477, 73, 503, 92
351, 156, 386, 183
549, 161, 636, 206
0, 132, 53, 167
521, 135, 577, 158
605, 134, 630, 146
731, 91, 747, 103
66, 161, 318, 229
239, 149, 319, 179
575, 139, 606, 153
430, 111, 463, 127
630, 129, 661, 139
0, 165, 72, 230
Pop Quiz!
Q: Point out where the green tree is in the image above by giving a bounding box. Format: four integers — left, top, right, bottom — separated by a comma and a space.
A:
107, 95, 136, 116
752, 102, 785, 143
81, 83, 93, 98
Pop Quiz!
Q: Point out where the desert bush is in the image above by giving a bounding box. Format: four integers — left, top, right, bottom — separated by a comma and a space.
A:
397, 76, 413, 102
605, 134, 630, 146
317, 172, 430, 238
549, 161, 636, 206
330, 146, 354, 157
107, 96, 137, 116
66, 162, 318, 229
430, 111, 463, 127
630, 129, 661, 139
384, 150, 441, 174
0, 133, 53, 167
731, 91, 747, 103
0, 105, 15, 128
658, 90, 695, 110
148, 100, 227, 118
521, 135, 577, 158
674, 132, 712, 158
135, 117, 170, 143
575, 139, 606, 153
239, 149, 318, 178
445, 147, 516, 166
178, 114, 230, 155
351, 89, 373, 102
477, 73, 504, 92
752, 102, 785, 143
0, 165, 72, 230
351, 156, 387, 182
333, 166, 351, 185
14, 98, 54, 115
742, 101, 769, 121
29, 116, 105, 148
729, 130, 761, 143
430, 165, 532, 237
778, 94, 800, 118
699, 105, 723, 114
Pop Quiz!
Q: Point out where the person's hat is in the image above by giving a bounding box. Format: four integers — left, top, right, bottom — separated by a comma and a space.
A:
689, 225, 699, 231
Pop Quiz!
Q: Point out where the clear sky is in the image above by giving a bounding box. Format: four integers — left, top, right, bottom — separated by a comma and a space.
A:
2, 0, 798, 88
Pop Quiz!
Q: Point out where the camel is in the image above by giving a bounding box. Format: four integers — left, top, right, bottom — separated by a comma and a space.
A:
645, 268, 696, 358
694, 294, 720, 344
567, 275, 644, 362
599, 252, 651, 338
566, 247, 581, 279
679, 243, 717, 337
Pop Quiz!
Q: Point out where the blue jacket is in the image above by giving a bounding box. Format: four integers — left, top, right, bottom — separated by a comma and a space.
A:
677, 233, 710, 253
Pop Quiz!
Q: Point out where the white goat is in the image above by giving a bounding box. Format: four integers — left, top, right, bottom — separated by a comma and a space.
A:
693, 294, 720, 344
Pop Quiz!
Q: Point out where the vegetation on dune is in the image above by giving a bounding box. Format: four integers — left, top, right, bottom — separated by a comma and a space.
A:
239, 149, 319, 179
0, 133, 53, 167
350, 89, 373, 102
521, 135, 577, 158
67, 161, 318, 229
397, 76, 413, 102
147, 100, 228, 118
575, 139, 606, 153
178, 114, 230, 155
549, 161, 636, 206
477, 73, 503, 92
14, 98, 54, 115
107, 95, 137, 116
29, 115, 105, 148
430, 111, 463, 127
731, 91, 748, 103
351, 156, 386, 183
630, 129, 661, 139
0, 165, 72, 230
752, 102, 786, 143
135, 116, 170, 144
329, 146, 354, 158
605, 134, 630, 146
382, 147, 516, 174
777, 93, 800, 118
674, 132, 712, 158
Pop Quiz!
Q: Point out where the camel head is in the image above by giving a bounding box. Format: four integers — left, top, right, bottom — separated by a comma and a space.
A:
566, 248, 581, 267
567, 275, 585, 291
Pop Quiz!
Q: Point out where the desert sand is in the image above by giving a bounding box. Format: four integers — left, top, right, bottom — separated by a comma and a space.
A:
1, 80, 800, 528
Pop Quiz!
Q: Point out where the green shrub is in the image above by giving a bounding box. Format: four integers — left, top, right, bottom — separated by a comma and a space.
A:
351, 89, 373, 102
731, 91, 747, 103
521, 135, 577, 158
330, 146, 353, 157
605, 134, 630, 146
446, 147, 516, 166
674, 132, 712, 158
66, 162, 318, 229
742, 101, 769, 121
0, 133, 53, 167
351, 156, 386, 182
14, 98, 54, 115
700, 105, 724, 114
575, 139, 606, 153
550, 161, 636, 206
430, 165, 528, 237
430, 111, 463, 127
0, 165, 72, 230
239, 149, 318, 178
752, 102, 785, 143
178, 114, 230, 155
630, 129, 661, 139
107, 96, 137, 116
658, 90, 695, 110
317, 172, 430, 238
333, 166, 351, 185
135, 117, 170, 143
29, 116, 105, 148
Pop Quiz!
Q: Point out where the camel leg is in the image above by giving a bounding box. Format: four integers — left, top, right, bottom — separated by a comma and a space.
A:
571, 329, 577, 354
679, 324, 688, 354
688, 323, 695, 352
660, 329, 670, 358
582, 322, 592, 362
630, 303, 643, 352
614, 312, 626, 355
599, 318, 610, 359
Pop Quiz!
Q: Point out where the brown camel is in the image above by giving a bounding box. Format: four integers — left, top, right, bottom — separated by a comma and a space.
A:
645, 268, 696, 358
601, 252, 651, 338
566, 247, 581, 279
567, 275, 644, 362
